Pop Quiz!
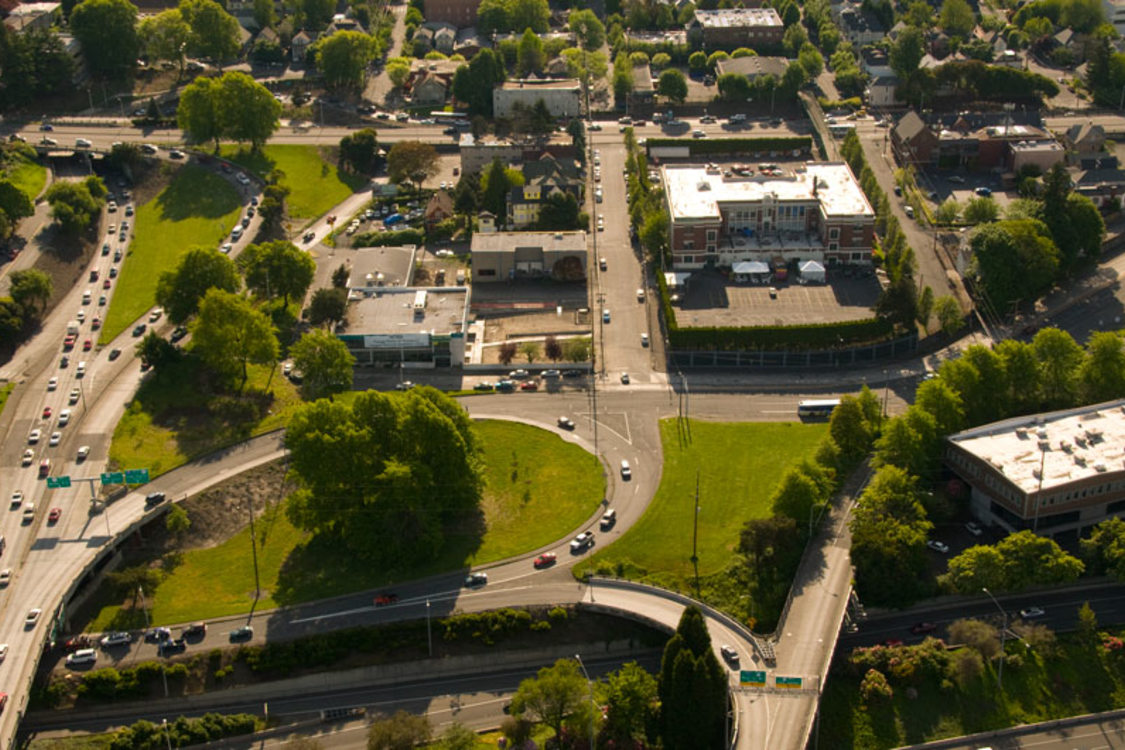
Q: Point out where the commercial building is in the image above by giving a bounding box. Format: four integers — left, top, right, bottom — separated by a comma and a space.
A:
945, 399, 1125, 536
686, 8, 784, 50
470, 230, 587, 281
3, 1, 60, 32
493, 79, 581, 119
1104, 0, 1125, 34
458, 133, 576, 176
660, 162, 875, 269
714, 55, 789, 84
423, 0, 479, 27
337, 246, 469, 368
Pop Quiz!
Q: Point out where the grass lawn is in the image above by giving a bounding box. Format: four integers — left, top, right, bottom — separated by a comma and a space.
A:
576, 420, 827, 585
7, 151, 47, 200
101, 165, 241, 341
108, 358, 302, 478
0, 383, 14, 418
220, 145, 367, 222
818, 629, 1125, 749
95, 420, 604, 625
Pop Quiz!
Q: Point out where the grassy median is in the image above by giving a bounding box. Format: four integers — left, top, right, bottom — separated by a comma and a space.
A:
220, 144, 367, 221
100, 165, 241, 341
7, 149, 46, 200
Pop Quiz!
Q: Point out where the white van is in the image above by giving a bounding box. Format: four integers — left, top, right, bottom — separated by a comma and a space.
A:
66, 648, 97, 667
231, 225, 243, 241
82, 290, 92, 304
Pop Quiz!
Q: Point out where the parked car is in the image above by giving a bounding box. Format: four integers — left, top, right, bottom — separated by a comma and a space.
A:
184, 622, 207, 638
1019, 607, 1046, 619
926, 540, 949, 553
100, 631, 131, 648
230, 625, 254, 642
965, 521, 983, 536
558, 416, 575, 430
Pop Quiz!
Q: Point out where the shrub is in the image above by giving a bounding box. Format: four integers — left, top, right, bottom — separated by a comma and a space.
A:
353, 227, 425, 247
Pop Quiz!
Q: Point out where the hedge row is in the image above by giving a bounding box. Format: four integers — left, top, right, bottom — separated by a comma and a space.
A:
109, 713, 258, 750
354, 227, 425, 247
76, 662, 190, 701
667, 317, 894, 351
644, 136, 812, 156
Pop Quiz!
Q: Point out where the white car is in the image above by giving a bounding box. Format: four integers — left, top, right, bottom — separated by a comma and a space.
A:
620, 460, 632, 479
21, 449, 33, 466
69, 388, 80, 404
25, 608, 41, 627
0, 570, 11, 586
926, 540, 949, 553
76, 309, 85, 322
0, 643, 9, 661
77, 445, 90, 461
58, 408, 71, 426
47, 377, 58, 391
570, 531, 595, 552
48, 431, 61, 447
100, 631, 131, 647
9, 491, 22, 509
28, 429, 41, 444
1019, 607, 1046, 619
965, 521, 983, 536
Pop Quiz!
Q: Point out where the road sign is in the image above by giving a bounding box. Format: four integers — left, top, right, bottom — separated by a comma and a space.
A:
775, 676, 802, 689
101, 472, 124, 485
124, 469, 150, 484
740, 670, 766, 686
46, 476, 71, 489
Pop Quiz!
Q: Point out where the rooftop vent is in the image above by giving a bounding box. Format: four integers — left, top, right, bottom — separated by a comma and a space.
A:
1095, 461, 1108, 472
697, 181, 711, 191
1016, 427, 1029, 438
1037, 428, 1048, 440
1038, 440, 1050, 451
1059, 440, 1072, 453
1075, 455, 1087, 466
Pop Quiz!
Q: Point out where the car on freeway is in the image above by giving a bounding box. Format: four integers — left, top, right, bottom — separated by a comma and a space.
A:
620, 460, 632, 479
965, 521, 983, 536
374, 593, 399, 606
230, 625, 254, 642
171, 326, 188, 342
77, 446, 90, 461
103, 278, 111, 289
464, 572, 488, 587
9, 491, 21, 509
519, 381, 538, 391
42, 406, 52, 419
69, 388, 80, 404
100, 631, 130, 648
474, 382, 495, 391
621, 373, 630, 384
145, 492, 167, 507
58, 409, 71, 426
83, 339, 92, 351
28, 429, 41, 444
600, 509, 617, 529
0, 644, 8, 662
21, 450, 33, 466
570, 531, 595, 553
395, 381, 414, 390
0, 570, 11, 586
91, 317, 101, 329
1019, 607, 1046, 619
25, 608, 41, 627
508, 369, 530, 379
495, 380, 516, 392
641, 333, 650, 347
533, 553, 557, 569
108, 349, 121, 361
602, 309, 611, 323
720, 644, 739, 664
910, 622, 937, 635
38, 459, 49, 478
48, 432, 61, 447
926, 540, 949, 553
558, 416, 575, 429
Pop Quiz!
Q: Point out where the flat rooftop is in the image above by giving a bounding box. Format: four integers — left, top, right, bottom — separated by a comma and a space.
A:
348, 245, 417, 289
693, 8, 782, 27
471, 230, 587, 253
661, 163, 874, 222
500, 79, 580, 90
949, 399, 1125, 494
349, 288, 468, 335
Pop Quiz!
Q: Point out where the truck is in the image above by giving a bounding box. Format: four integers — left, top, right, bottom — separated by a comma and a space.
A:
66, 320, 79, 335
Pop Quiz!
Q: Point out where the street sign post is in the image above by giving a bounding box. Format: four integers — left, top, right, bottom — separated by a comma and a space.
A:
100, 472, 124, 485
45, 476, 71, 489
740, 670, 766, 687
124, 469, 150, 484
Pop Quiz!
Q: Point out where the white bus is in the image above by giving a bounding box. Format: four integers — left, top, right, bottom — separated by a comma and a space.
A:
797, 399, 841, 418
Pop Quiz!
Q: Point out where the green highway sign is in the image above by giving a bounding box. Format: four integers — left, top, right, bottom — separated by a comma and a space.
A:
740, 670, 766, 686
46, 476, 71, 489
101, 472, 124, 485
775, 676, 802, 689
124, 469, 150, 484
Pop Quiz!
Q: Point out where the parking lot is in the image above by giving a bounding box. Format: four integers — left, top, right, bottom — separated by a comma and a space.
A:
676, 269, 883, 328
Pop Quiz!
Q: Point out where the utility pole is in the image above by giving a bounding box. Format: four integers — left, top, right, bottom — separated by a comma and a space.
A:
247, 496, 261, 617
691, 472, 700, 597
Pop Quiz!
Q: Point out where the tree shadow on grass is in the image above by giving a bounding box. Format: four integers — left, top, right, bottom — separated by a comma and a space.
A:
155, 165, 241, 222
224, 148, 275, 179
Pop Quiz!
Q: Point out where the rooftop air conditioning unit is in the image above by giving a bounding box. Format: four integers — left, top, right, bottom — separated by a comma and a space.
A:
1095, 461, 1108, 472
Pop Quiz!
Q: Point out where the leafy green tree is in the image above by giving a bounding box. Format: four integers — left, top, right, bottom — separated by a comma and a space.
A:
738, 514, 803, 625
1080, 331, 1125, 402
657, 68, 688, 103
783, 23, 808, 56
518, 341, 540, 363
45, 181, 102, 236
366, 711, 431, 750
917, 285, 935, 331
1081, 518, 1125, 580
599, 662, 657, 747
717, 72, 753, 102
179, 0, 240, 63
387, 141, 440, 191
308, 287, 348, 328
511, 658, 590, 741
569, 8, 605, 51
0, 179, 34, 229
177, 76, 223, 149
238, 240, 316, 306
935, 198, 961, 224
317, 30, 376, 90
155, 246, 241, 324
218, 72, 282, 151
798, 43, 824, 78
476, 0, 509, 35
69, 0, 138, 75
165, 503, 191, 538
0, 28, 75, 109
508, 0, 550, 33
963, 195, 999, 224
934, 295, 963, 336
252, 0, 275, 29
386, 56, 411, 88
828, 394, 877, 464
939, 0, 975, 37
0, 297, 23, 341
948, 618, 1001, 660
658, 606, 726, 750
290, 328, 355, 400
284, 389, 483, 564
705, 50, 729, 72
1077, 601, 1099, 646
970, 219, 1059, 311
139, 9, 191, 75
292, 0, 335, 30
946, 531, 1083, 593
873, 406, 938, 478
516, 27, 545, 76
189, 288, 279, 389
339, 129, 380, 174
849, 465, 932, 605
536, 192, 581, 231
1033, 327, 1083, 407
8, 269, 52, 316
136, 330, 182, 372
688, 50, 707, 72
914, 378, 965, 436
890, 25, 925, 79
769, 464, 824, 523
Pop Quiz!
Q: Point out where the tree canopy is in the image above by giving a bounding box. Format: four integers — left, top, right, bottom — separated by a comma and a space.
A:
945, 530, 1083, 593
189, 288, 279, 389
316, 30, 376, 90
178, 71, 281, 150
46, 177, 105, 236
511, 658, 590, 741
69, 0, 138, 75
658, 606, 727, 750
155, 246, 241, 324
179, 0, 240, 63
386, 141, 440, 191
238, 240, 316, 306
284, 388, 484, 564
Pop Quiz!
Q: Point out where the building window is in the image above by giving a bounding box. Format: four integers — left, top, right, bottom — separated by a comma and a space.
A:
477, 268, 496, 276
684, 240, 694, 249
829, 227, 839, 240
706, 230, 717, 242
829, 242, 838, 252
706, 244, 716, 253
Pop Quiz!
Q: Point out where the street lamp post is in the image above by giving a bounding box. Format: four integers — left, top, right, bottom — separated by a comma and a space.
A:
982, 587, 1008, 694
426, 599, 432, 657
574, 654, 596, 750
162, 718, 173, 750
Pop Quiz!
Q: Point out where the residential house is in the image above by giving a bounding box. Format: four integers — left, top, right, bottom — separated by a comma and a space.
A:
508, 154, 583, 228
425, 190, 455, 230
493, 79, 581, 118
3, 1, 60, 32
838, 6, 885, 46
860, 47, 892, 79
1104, 0, 1125, 35
325, 13, 365, 34
458, 133, 577, 176
1063, 121, 1106, 159
865, 76, 900, 108
454, 27, 484, 57
429, 22, 457, 54
1074, 157, 1125, 208
686, 8, 784, 50
629, 63, 655, 119
411, 72, 449, 105
891, 110, 940, 166
291, 30, 315, 63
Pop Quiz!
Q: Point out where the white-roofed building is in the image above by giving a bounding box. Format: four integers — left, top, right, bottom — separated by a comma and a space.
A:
660, 162, 875, 270
945, 399, 1125, 536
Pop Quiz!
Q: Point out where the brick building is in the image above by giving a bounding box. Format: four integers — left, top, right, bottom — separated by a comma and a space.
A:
423, 0, 479, 28
661, 162, 875, 270
686, 8, 783, 50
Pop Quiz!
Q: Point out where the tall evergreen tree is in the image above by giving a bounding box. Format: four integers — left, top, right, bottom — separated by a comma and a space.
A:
659, 606, 727, 749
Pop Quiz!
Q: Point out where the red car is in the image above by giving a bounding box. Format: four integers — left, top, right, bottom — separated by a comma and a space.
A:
519, 381, 538, 391
47, 508, 61, 523
82, 339, 92, 351
374, 593, 398, 606
533, 553, 557, 569
883, 638, 904, 647
63, 336, 75, 350
42, 407, 52, 419
102, 279, 111, 289
0, 692, 7, 713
